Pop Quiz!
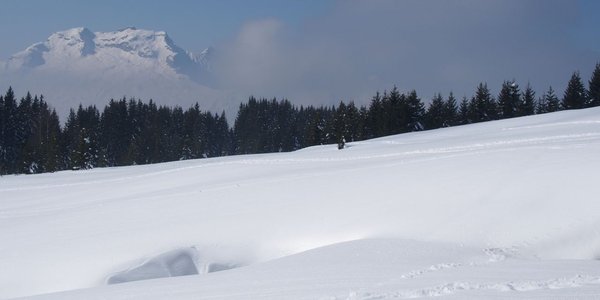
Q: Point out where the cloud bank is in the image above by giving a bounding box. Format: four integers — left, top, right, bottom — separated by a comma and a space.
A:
213, 0, 598, 107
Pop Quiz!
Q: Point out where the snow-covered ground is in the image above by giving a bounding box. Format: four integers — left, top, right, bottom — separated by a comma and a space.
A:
1, 108, 600, 299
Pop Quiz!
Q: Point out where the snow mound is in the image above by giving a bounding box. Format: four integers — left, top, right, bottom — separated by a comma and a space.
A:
106, 247, 241, 285
106, 247, 199, 284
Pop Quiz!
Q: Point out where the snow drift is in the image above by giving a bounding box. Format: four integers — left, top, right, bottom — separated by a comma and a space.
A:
1, 108, 600, 299
106, 247, 200, 284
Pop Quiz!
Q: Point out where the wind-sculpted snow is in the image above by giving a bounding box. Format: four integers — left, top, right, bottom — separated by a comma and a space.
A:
106, 247, 241, 285
106, 248, 200, 284
2, 108, 600, 299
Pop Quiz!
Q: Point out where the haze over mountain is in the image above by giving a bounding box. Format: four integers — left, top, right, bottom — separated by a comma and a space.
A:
1, 27, 231, 118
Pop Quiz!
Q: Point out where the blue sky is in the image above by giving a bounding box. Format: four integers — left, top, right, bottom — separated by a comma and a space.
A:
0, 0, 332, 58
0, 0, 599, 107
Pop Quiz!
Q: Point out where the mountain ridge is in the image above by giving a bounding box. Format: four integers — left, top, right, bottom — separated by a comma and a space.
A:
5, 27, 210, 81
1, 27, 232, 119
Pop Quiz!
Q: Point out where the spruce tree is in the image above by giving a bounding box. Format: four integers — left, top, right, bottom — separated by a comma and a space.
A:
425, 93, 445, 129
562, 71, 587, 109
405, 90, 425, 131
344, 102, 361, 142
588, 63, 600, 107
1, 87, 19, 174
43, 109, 62, 172
443, 92, 458, 127
497, 80, 520, 119
385, 87, 406, 134
519, 83, 536, 116
0, 94, 3, 174
536, 95, 547, 114
458, 96, 470, 125
543, 86, 561, 113
472, 83, 497, 122
333, 101, 347, 148
366, 91, 385, 138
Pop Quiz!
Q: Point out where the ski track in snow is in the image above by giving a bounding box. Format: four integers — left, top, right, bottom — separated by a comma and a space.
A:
342, 275, 600, 299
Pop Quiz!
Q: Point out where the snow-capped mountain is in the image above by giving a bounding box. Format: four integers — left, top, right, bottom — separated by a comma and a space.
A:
6, 27, 209, 81
1, 27, 230, 118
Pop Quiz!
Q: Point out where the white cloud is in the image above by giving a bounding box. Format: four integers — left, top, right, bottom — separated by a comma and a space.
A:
213, 0, 598, 107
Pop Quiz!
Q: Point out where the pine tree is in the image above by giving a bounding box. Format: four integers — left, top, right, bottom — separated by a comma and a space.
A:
0, 94, 4, 173
562, 71, 587, 109
0, 87, 19, 174
519, 83, 536, 116
20, 93, 40, 173
366, 91, 385, 138
344, 102, 361, 142
497, 80, 521, 119
405, 90, 425, 131
443, 92, 458, 127
542, 86, 561, 113
425, 93, 445, 129
587, 63, 600, 107
43, 108, 62, 172
536, 94, 547, 114
472, 83, 497, 122
385, 87, 407, 134
458, 96, 470, 125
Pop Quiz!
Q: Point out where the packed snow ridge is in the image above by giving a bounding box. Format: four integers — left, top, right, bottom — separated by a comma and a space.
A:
1, 108, 600, 299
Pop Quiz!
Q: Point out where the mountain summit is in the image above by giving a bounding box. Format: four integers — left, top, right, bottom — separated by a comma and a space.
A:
6, 27, 210, 82
2, 27, 227, 117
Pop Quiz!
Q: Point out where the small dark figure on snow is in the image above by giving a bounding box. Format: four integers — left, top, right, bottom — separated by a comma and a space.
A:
337, 137, 346, 150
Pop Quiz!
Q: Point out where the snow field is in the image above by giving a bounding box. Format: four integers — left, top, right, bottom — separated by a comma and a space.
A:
1, 108, 600, 299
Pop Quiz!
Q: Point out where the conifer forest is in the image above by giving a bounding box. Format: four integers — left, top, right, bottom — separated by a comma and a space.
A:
1, 63, 599, 175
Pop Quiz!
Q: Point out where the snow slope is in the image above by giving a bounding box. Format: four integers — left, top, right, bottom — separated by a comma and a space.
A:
1, 108, 600, 299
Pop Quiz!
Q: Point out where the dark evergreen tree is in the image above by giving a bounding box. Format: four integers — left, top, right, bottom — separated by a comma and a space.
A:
562, 71, 587, 109
405, 90, 425, 131
181, 103, 203, 160
443, 92, 458, 127
472, 83, 497, 122
65, 105, 101, 170
497, 80, 520, 119
43, 108, 62, 172
343, 102, 361, 142
333, 101, 348, 147
20, 95, 60, 173
0, 94, 3, 173
385, 87, 407, 135
214, 111, 232, 156
425, 93, 445, 129
587, 63, 600, 107
519, 83, 536, 116
100, 99, 130, 166
536, 94, 547, 114
543, 86, 561, 113
0, 87, 20, 174
458, 96, 471, 125
365, 91, 385, 138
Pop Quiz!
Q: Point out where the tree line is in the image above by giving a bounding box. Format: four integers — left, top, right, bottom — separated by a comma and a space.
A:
1, 63, 599, 175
